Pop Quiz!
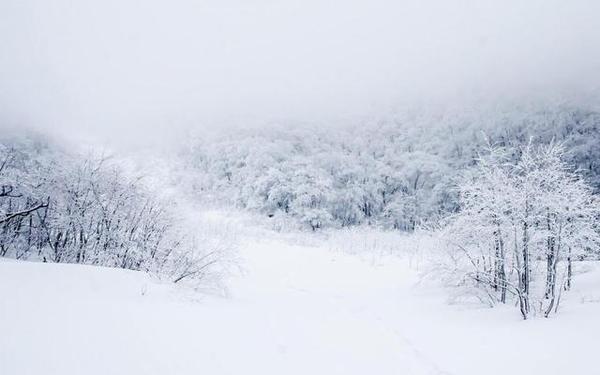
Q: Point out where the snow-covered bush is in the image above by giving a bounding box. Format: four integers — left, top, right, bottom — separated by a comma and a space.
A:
0, 135, 229, 289
442, 142, 600, 319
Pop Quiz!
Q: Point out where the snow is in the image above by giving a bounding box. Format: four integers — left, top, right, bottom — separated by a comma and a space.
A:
1, 231, 600, 375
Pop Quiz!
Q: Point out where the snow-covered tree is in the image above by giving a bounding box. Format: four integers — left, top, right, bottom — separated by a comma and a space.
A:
0, 135, 230, 289
443, 142, 600, 318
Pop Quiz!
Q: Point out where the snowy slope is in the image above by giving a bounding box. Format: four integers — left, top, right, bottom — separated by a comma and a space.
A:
1, 236, 600, 375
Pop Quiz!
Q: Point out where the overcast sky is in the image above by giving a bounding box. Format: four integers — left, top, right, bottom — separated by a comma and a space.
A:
1, 0, 599, 147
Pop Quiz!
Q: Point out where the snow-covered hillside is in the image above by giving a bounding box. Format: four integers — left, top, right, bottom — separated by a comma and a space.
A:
2, 232, 599, 375
2, 1, 599, 374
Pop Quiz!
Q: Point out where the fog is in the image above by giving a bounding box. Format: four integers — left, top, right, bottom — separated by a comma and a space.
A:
1, 0, 599, 147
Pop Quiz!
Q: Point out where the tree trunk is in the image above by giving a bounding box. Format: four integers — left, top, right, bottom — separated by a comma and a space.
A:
521, 220, 530, 313
544, 248, 560, 317
544, 225, 562, 318
493, 226, 507, 303
545, 211, 555, 299
565, 246, 572, 291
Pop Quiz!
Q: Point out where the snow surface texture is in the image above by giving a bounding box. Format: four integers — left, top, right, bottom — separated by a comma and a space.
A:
2, 221, 600, 375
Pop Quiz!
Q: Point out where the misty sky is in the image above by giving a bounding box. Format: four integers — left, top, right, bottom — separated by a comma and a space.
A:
1, 0, 599, 146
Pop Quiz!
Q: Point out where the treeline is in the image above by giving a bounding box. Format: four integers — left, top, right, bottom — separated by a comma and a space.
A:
183, 104, 600, 231
0, 134, 227, 286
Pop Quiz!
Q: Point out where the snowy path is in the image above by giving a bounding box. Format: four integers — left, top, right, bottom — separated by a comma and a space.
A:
226, 239, 447, 375
2, 232, 600, 375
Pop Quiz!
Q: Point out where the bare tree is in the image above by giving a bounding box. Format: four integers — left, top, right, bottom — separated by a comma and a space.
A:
0, 140, 232, 289
443, 142, 600, 319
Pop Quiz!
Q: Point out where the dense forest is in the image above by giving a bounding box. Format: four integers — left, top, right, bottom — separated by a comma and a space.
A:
183, 104, 600, 231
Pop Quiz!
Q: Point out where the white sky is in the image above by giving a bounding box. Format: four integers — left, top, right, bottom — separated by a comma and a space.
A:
1, 0, 599, 147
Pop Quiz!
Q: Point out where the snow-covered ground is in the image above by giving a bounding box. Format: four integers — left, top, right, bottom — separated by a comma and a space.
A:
1, 228, 599, 375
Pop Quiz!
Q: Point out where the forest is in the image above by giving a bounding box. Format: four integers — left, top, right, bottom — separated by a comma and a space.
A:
184, 104, 600, 231
3, 103, 598, 318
